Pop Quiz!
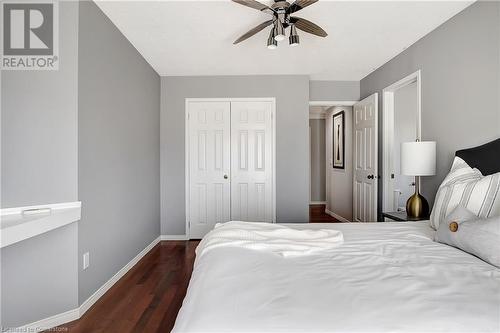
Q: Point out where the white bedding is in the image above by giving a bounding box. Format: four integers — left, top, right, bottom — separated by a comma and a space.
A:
196, 221, 343, 258
173, 222, 500, 333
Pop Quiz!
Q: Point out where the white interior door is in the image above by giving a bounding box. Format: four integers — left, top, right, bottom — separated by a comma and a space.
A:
188, 101, 231, 238
353, 93, 378, 222
231, 101, 273, 222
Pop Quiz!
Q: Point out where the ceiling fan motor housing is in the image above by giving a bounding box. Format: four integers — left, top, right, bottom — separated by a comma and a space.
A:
272, 1, 289, 20
272, 1, 290, 10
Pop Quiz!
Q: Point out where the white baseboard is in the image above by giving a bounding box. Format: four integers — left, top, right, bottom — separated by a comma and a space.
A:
14, 236, 161, 332
325, 209, 350, 223
13, 308, 80, 332
310, 201, 327, 205
161, 235, 188, 240
79, 236, 160, 316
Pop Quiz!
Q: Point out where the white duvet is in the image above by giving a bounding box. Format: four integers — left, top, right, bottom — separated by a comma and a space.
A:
173, 222, 500, 333
196, 221, 344, 258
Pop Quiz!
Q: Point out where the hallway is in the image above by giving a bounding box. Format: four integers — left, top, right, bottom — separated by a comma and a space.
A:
309, 204, 340, 223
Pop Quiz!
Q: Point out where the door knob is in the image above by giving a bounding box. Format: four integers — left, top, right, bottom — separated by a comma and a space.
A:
367, 175, 374, 179
224, 174, 228, 179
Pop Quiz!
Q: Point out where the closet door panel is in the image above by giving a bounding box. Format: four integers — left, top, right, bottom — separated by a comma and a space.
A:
231, 101, 273, 222
188, 101, 231, 238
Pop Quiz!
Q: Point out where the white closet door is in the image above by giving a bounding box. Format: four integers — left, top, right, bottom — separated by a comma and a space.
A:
353, 93, 378, 222
231, 101, 273, 222
188, 101, 231, 238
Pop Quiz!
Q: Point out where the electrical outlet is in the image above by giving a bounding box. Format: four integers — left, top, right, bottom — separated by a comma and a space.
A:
83, 252, 90, 270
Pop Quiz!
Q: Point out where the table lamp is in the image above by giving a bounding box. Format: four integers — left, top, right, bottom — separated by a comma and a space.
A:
401, 141, 436, 218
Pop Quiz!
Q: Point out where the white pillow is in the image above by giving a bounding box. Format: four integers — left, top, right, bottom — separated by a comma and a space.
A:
430, 157, 500, 229
435, 206, 500, 268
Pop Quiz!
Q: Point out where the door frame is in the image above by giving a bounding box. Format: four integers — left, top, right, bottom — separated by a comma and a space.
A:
382, 70, 422, 212
185, 97, 277, 238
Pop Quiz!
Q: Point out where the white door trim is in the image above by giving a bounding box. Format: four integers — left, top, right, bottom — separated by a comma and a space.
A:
185, 98, 276, 239
382, 70, 422, 212
309, 124, 312, 203
309, 101, 358, 107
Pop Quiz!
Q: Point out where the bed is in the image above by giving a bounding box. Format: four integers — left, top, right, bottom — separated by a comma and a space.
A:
173, 140, 500, 333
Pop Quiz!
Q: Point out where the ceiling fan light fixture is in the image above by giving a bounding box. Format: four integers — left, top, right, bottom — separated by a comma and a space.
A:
267, 29, 278, 49
273, 21, 285, 42
289, 24, 299, 46
289, 35, 300, 46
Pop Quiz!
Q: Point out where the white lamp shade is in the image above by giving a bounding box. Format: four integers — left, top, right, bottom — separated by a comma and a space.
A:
401, 141, 436, 176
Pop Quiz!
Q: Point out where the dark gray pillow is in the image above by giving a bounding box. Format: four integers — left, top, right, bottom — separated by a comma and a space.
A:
435, 206, 500, 267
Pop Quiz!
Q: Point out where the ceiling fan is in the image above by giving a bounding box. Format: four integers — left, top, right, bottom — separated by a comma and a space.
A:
232, 0, 327, 49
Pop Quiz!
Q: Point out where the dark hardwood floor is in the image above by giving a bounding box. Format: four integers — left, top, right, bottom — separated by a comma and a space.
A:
309, 204, 340, 223
54, 210, 337, 333
57, 241, 199, 333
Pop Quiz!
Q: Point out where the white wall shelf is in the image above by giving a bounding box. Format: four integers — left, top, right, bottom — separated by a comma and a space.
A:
0, 201, 81, 248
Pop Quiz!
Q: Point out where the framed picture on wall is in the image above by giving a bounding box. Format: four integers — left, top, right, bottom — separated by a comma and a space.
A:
333, 110, 345, 169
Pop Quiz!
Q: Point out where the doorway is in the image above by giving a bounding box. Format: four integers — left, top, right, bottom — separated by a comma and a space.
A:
309, 101, 357, 223
185, 98, 276, 238
309, 106, 336, 222
382, 70, 422, 213
309, 106, 328, 205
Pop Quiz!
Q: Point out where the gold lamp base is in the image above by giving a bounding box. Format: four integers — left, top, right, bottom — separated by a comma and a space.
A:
406, 192, 429, 218
406, 177, 429, 218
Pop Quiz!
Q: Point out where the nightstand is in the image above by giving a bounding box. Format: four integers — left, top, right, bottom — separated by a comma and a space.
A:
382, 211, 429, 222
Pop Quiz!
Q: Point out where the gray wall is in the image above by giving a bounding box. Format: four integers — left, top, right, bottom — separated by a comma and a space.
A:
309, 80, 360, 102
1, 1, 78, 208
1, 224, 78, 328
161, 75, 310, 235
78, 1, 160, 303
310, 119, 326, 202
393, 82, 418, 209
360, 1, 500, 216
0, 1, 79, 328
326, 106, 353, 220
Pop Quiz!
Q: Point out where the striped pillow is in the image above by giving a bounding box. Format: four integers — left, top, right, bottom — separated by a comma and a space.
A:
430, 157, 500, 230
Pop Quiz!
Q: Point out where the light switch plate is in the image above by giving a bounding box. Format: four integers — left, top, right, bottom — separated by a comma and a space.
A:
83, 252, 90, 270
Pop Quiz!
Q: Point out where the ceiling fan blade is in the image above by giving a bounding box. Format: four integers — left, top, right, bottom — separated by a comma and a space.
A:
232, 0, 274, 15
289, 0, 318, 13
233, 20, 274, 44
290, 17, 327, 37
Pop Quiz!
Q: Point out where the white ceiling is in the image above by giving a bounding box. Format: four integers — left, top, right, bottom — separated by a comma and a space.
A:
95, 0, 473, 80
